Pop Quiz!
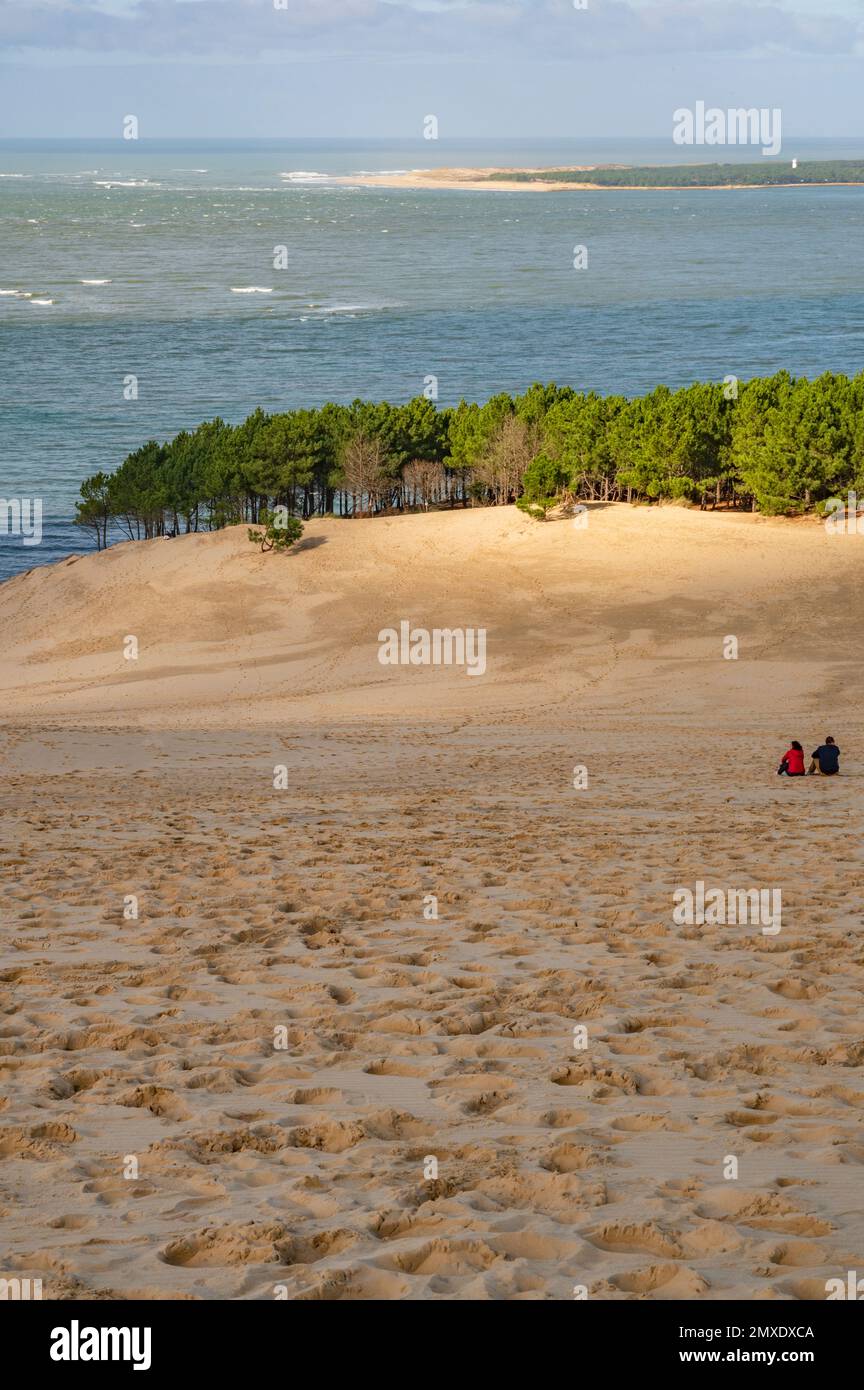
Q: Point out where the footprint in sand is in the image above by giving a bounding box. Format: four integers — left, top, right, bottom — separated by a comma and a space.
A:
586, 1222, 684, 1258
610, 1263, 709, 1297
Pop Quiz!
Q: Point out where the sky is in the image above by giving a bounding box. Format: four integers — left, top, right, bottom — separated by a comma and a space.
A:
1, 0, 863, 138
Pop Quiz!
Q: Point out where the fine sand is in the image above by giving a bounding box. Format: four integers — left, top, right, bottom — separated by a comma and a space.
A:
331, 167, 864, 193
333, 166, 606, 192
1, 503, 863, 1300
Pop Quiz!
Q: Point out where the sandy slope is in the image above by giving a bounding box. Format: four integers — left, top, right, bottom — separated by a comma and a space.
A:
1, 504, 863, 1300
1, 502, 862, 727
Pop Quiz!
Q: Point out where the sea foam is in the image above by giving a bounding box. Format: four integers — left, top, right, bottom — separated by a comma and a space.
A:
280, 171, 332, 183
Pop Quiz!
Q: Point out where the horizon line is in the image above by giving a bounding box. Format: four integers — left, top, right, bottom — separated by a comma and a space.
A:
3, 134, 864, 144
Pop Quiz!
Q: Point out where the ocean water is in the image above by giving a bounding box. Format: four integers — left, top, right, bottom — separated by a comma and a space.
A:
2, 136, 864, 582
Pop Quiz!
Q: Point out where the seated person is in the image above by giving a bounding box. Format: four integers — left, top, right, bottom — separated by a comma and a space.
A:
778, 741, 805, 776
808, 736, 840, 775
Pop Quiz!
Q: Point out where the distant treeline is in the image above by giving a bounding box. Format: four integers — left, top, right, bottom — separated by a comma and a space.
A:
75, 373, 864, 546
484, 160, 864, 188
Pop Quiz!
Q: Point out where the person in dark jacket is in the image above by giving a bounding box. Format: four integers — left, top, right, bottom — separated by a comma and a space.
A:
778, 741, 806, 776
808, 737, 840, 775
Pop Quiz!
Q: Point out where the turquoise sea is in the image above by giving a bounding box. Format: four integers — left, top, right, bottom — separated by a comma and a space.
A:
2, 136, 864, 580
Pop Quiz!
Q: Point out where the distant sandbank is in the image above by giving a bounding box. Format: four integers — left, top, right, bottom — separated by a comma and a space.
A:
333, 167, 601, 192
333, 168, 602, 193
333, 164, 864, 193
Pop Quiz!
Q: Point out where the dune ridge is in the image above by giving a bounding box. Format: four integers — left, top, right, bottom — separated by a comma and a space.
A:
1, 503, 861, 727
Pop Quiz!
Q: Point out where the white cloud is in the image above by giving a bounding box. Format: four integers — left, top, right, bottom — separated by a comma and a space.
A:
0, 0, 859, 60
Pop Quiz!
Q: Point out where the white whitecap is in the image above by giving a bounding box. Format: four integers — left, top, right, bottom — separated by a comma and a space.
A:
81, 279, 112, 285
280, 171, 332, 183
230, 286, 273, 294
31, 298, 54, 306
314, 301, 400, 315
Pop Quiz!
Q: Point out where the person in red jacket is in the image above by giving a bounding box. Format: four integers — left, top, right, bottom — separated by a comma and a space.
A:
778, 741, 805, 776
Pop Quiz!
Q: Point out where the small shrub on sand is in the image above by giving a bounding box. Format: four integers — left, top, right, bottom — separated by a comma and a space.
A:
248, 509, 304, 553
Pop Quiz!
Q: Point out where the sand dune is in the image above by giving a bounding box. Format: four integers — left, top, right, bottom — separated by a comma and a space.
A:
1, 504, 863, 1299
1, 503, 862, 726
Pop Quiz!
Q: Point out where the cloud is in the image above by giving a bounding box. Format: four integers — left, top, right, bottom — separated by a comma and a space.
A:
0, 0, 859, 61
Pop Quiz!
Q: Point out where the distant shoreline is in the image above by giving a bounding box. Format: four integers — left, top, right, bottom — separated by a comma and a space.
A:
334, 160, 864, 192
